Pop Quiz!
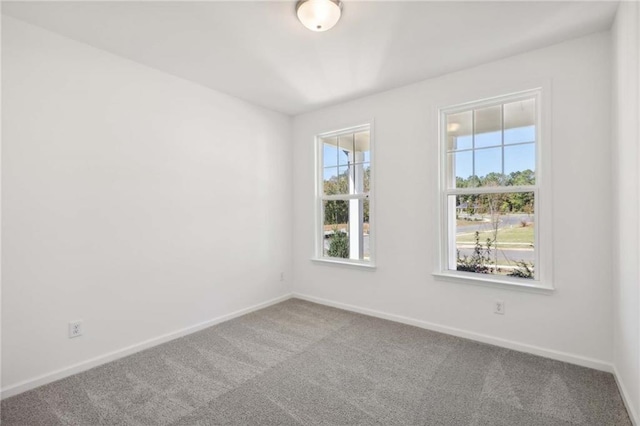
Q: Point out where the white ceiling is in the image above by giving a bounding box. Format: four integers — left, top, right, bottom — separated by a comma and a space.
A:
2, 1, 618, 115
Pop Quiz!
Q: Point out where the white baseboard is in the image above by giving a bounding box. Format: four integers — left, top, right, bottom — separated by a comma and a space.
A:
293, 293, 613, 373
1, 293, 293, 400
4, 292, 623, 410
614, 365, 639, 425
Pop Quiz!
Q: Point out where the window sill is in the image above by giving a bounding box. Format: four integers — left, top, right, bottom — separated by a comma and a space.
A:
311, 258, 377, 271
432, 271, 554, 294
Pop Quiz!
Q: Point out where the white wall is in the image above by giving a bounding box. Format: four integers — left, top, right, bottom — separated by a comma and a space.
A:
612, 2, 640, 422
1, 16, 292, 393
4, 8, 634, 414
293, 32, 613, 369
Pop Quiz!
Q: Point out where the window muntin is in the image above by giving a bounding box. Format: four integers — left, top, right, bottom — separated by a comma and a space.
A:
317, 125, 372, 264
441, 91, 540, 283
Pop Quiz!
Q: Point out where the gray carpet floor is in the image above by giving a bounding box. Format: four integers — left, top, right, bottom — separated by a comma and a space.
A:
1, 298, 632, 425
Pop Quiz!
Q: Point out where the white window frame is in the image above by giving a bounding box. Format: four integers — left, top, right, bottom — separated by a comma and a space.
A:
313, 123, 375, 269
435, 88, 553, 291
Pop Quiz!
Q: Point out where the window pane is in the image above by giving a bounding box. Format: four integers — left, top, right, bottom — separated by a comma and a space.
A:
504, 125, 535, 145
474, 105, 502, 148
504, 98, 535, 145
448, 150, 473, 188
447, 111, 472, 151
338, 134, 354, 166
354, 130, 370, 163
348, 163, 368, 195
363, 199, 371, 261
504, 143, 536, 181
363, 163, 371, 193
322, 199, 369, 261
323, 166, 349, 195
323, 167, 338, 192
475, 147, 503, 185
450, 192, 535, 279
322, 139, 338, 168
475, 130, 502, 149
323, 200, 349, 258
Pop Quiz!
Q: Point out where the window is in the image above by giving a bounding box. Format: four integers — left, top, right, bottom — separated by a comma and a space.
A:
316, 124, 373, 266
439, 89, 547, 287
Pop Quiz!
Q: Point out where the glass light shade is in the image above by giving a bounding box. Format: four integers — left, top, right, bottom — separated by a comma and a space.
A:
296, 0, 342, 32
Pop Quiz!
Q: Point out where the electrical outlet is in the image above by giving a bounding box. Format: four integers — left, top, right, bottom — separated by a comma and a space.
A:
494, 300, 505, 315
280, 272, 285, 281
69, 320, 83, 338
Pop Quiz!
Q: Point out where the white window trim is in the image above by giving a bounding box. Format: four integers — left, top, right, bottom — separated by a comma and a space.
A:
435, 88, 554, 291
313, 122, 376, 268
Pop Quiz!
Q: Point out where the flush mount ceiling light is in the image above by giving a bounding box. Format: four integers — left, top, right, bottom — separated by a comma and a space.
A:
296, 0, 342, 32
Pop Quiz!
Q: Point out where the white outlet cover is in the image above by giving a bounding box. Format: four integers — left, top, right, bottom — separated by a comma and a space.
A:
495, 301, 505, 315
69, 320, 83, 338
